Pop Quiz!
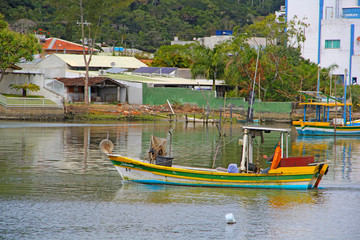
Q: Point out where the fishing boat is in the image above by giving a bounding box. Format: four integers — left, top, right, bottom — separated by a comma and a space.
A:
100, 126, 328, 190
293, 91, 360, 136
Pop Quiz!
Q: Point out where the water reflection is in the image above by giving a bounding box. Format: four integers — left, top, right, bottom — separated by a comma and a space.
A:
295, 136, 360, 185
1, 121, 360, 240
113, 181, 324, 209
1, 121, 360, 185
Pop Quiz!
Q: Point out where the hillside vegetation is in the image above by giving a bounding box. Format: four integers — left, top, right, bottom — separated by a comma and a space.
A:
1, 0, 284, 52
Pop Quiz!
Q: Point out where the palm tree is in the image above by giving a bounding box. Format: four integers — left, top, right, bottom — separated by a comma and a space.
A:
9, 82, 40, 97
190, 43, 226, 90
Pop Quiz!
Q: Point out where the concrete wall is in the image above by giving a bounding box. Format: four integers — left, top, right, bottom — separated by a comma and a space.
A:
17, 55, 68, 78
0, 72, 63, 105
200, 35, 233, 49
177, 69, 192, 79
287, 0, 360, 84
115, 80, 143, 104
0, 106, 64, 120
142, 85, 292, 113
37, 55, 68, 78
287, 0, 320, 62
99, 87, 117, 102
321, 19, 353, 75
120, 88, 127, 102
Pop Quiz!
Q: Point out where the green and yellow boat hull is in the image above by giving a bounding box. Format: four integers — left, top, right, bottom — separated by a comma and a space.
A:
109, 155, 328, 190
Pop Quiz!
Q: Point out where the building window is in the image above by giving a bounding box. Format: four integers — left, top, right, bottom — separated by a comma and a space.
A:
352, 77, 357, 84
325, 40, 340, 48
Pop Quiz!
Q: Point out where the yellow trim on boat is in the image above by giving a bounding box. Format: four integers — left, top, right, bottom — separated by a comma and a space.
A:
113, 163, 313, 183
299, 102, 351, 107
110, 155, 317, 176
110, 155, 318, 183
293, 120, 330, 127
268, 166, 318, 174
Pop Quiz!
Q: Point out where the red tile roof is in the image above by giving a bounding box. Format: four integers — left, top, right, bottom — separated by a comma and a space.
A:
139, 59, 153, 66
42, 38, 98, 54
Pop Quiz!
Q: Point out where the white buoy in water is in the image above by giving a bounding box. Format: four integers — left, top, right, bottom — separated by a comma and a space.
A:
225, 213, 236, 224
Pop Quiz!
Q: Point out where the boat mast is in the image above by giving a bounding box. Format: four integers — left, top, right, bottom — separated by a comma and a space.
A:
240, 129, 249, 171
247, 48, 260, 123
343, 69, 347, 125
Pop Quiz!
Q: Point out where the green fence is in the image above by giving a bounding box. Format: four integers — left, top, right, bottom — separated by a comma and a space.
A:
142, 84, 292, 114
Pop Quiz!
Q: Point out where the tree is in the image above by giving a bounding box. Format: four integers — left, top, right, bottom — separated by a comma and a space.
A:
2, 0, 286, 52
152, 44, 193, 68
9, 83, 40, 97
49, 0, 133, 104
190, 42, 227, 90
223, 14, 313, 101
0, 14, 42, 83
224, 33, 259, 97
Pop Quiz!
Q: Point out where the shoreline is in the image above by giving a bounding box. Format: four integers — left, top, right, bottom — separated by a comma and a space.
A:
2, 103, 357, 123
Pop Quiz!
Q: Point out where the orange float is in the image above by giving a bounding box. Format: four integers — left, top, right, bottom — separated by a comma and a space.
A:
270, 144, 282, 170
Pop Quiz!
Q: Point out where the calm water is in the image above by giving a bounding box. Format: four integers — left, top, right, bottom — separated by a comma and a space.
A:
1, 121, 360, 240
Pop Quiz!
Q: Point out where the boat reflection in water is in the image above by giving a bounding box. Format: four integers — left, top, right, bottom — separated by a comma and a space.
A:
113, 182, 322, 208
294, 135, 360, 184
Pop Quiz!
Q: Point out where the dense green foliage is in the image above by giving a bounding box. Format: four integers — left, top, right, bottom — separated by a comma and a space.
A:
221, 14, 339, 102
151, 44, 193, 68
151, 13, 340, 102
0, 14, 43, 82
190, 43, 227, 90
1, 0, 284, 52
186, 14, 337, 102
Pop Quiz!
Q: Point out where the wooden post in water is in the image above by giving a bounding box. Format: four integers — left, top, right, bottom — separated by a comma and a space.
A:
258, 73, 261, 122
197, 82, 221, 135
212, 136, 222, 169
334, 74, 337, 135
206, 106, 209, 124
219, 104, 222, 133
230, 105, 233, 136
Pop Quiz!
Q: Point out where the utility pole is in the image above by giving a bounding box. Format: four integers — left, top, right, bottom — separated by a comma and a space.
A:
77, 4, 93, 104
77, 20, 92, 52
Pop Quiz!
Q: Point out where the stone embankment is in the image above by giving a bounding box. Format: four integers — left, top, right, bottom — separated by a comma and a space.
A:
0, 106, 64, 120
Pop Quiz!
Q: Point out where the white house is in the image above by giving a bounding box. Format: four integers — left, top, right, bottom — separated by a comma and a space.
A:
171, 36, 266, 49
17, 54, 148, 79
286, 0, 360, 85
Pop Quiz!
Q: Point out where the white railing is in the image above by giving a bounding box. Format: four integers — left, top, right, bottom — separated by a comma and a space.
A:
44, 79, 65, 96
0, 94, 7, 106
0, 94, 63, 108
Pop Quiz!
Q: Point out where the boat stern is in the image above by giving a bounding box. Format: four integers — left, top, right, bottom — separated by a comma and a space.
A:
311, 163, 329, 189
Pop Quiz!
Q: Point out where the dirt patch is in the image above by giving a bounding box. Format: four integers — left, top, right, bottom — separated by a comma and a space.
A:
64, 103, 296, 122
65, 103, 206, 119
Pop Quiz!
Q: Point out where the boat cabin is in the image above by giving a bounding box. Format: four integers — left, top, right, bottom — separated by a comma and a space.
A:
297, 91, 353, 125
240, 126, 291, 173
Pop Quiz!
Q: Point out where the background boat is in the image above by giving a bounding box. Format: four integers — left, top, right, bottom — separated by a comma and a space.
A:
293, 91, 360, 135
